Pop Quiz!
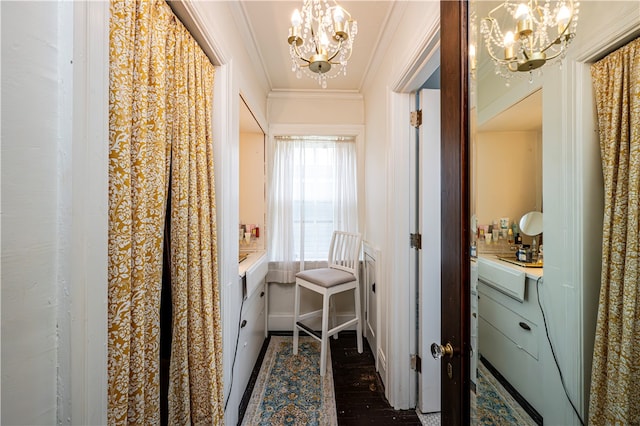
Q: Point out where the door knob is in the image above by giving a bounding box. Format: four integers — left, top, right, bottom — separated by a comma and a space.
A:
431, 342, 454, 359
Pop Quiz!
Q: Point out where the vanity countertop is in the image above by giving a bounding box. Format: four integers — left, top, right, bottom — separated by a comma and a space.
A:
239, 250, 267, 278
478, 254, 543, 281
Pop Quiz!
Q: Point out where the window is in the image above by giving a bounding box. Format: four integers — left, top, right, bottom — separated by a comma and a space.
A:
268, 135, 358, 278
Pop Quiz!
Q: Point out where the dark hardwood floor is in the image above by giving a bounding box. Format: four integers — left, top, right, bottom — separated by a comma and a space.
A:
331, 332, 422, 425
238, 331, 421, 425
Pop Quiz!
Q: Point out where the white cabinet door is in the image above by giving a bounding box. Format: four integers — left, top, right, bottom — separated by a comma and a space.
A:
363, 243, 380, 370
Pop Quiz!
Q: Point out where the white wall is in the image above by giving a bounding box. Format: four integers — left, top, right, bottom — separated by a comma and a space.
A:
268, 91, 364, 125
475, 130, 542, 234
474, 2, 639, 423
1, 3, 62, 422
0, 1, 105, 424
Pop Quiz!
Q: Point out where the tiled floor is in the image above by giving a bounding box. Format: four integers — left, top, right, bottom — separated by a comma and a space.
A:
416, 410, 441, 425
416, 411, 440, 426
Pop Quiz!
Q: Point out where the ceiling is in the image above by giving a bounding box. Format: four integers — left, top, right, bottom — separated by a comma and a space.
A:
238, 1, 395, 92
234, 0, 540, 133
477, 89, 542, 132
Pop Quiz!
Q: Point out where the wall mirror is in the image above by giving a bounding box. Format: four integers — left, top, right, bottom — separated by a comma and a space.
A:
469, 2, 548, 420
239, 95, 266, 255
468, 1, 638, 424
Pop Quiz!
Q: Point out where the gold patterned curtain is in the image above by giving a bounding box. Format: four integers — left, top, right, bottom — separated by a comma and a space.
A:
109, 0, 223, 424
589, 36, 640, 425
167, 21, 223, 425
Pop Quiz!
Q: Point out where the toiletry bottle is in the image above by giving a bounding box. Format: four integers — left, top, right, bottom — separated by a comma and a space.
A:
515, 233, 522, 245
531, 237, 538, 262
517, 245, 528, 262
518, 244, 532, 262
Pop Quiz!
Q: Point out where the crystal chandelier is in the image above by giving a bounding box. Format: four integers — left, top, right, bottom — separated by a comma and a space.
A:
287, 0, 357, 88
480, 0, 579, 79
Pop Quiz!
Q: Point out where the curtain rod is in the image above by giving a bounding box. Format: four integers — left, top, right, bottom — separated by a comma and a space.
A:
166, 0, 226, 67
274, 135, 356, 143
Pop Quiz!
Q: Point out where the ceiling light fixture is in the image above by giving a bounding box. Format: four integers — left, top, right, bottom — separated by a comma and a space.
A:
480, 0, 578, 79
287, 0, 357, 88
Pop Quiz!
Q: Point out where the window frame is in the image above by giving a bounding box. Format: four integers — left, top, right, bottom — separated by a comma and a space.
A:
267, 124, 365, 264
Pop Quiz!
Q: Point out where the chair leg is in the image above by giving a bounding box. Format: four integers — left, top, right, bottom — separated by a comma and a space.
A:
330, 297, 338, 340
320, 292, 330, 376
293, 282, 300, 355
354, 283, 363, 354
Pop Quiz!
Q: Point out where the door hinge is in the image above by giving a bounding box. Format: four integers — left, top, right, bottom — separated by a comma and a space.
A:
410, 233, 422, 250
411, 354, 422, 373
410, 110, 422, 128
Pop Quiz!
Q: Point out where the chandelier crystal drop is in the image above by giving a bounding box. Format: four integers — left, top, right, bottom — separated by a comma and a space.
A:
287, 0, 357, 88
480, 0, 579, 80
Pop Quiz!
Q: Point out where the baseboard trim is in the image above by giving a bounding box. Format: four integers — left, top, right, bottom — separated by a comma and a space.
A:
377, 347, 388, 388
480, 355, 543, 426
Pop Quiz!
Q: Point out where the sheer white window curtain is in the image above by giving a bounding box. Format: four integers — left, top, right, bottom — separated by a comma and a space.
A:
267, 136, 358, 283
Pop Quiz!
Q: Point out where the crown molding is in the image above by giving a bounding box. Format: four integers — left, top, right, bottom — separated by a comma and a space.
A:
392, 14, 441, 93
234, 1, 273, 90
268, 90, 364, 101
357, 1, 399, 92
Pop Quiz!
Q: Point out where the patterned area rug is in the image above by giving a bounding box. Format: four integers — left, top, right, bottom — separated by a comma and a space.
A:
241, 336, 337, 426
471, 362, 537, 425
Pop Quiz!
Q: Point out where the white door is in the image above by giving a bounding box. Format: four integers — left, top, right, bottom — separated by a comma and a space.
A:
418, 88, 441, 414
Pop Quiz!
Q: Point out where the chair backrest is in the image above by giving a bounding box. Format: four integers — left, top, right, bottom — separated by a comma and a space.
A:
328, 231, 362, 278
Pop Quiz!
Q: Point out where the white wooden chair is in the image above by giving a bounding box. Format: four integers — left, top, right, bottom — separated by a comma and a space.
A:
293, 230, 363, 376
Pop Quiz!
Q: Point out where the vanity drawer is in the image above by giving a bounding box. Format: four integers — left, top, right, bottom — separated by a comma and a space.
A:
479, 316, 543, 414
478, 278, 541, 333
234, 283, 266, 409
478, 290, 539, 359
242, 282, 265, 328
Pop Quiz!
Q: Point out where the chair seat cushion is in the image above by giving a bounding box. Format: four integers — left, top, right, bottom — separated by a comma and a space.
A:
296, 268, 356, 288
